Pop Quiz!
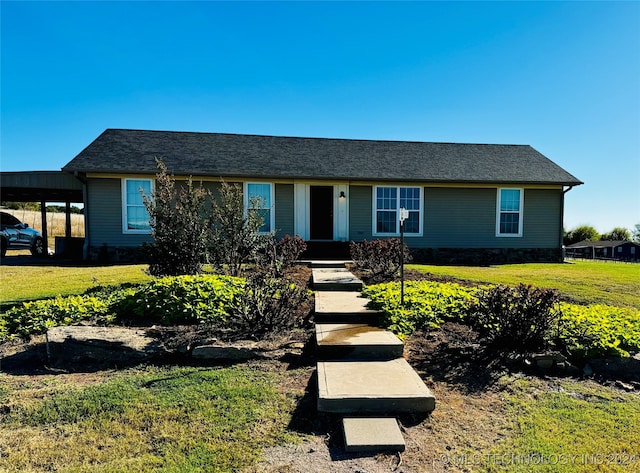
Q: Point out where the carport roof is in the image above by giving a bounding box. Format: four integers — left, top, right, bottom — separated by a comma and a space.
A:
0, 171, 83, 202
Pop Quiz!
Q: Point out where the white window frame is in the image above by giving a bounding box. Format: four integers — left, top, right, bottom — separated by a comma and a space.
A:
496, 188, 524, 237
122, 178, 154, 234
372, 186, 423, 237
244, 182, 274, 234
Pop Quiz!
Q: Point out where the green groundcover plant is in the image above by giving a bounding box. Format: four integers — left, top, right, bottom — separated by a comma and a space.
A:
0, 275, 244, 341
363, 280, 640, 359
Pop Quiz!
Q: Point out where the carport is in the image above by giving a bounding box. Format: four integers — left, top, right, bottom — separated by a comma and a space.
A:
0, 171, 84, 256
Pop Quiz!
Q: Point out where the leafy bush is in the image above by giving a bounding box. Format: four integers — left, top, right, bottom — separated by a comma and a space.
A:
256, 235, 307, 277
363, 280, 477, 337
350, 238, 412, 283
208, 181, 273, 277
467, 284, 561, 353
143, 159, 211, 276
115, 275, 244, 325
0, 296, 111, 340
559, 303, 640, 358
229, 273, 310, 338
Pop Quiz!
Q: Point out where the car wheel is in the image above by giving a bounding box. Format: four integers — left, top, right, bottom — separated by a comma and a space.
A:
1, 238, 6, 257
31, 237, 45, 257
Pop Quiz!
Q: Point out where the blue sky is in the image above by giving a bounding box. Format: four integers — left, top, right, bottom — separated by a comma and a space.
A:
1, 1, 639, 234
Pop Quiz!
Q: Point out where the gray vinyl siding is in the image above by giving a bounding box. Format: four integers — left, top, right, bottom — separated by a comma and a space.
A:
87, 178, 152, 248
424, 187, 561, 248
349, 185, 373, 241
348, 185, 562, 249
521, 189, 562, 248
423, 188, 495, 248
275, 183, 294, 237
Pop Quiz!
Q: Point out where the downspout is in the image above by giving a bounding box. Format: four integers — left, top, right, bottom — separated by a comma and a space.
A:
561, 186, 575, 260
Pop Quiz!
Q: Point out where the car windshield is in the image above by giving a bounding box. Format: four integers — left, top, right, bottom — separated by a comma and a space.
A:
1, 212, 22, 226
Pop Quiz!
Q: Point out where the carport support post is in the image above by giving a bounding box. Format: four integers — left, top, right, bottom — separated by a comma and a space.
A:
40, 198, 49, 255
64, 200, 71, 240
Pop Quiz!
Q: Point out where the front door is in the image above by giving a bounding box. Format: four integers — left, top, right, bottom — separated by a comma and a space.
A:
310, 186, 334, 240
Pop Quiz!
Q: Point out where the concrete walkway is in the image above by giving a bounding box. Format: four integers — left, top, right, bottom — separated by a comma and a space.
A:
311, 264, 435, 453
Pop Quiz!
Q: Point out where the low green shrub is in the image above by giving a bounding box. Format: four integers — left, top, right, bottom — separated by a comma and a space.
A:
1, 295, 112, 340
115, 274, 244, 325
363, 280, 476, 337
559, 303, 640, 358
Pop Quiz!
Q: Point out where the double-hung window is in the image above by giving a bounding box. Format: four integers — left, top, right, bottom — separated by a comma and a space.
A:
245, 182, 273, 233
122, 178, 153, 233
373, 186, 422, 236
496, 188, 523, 237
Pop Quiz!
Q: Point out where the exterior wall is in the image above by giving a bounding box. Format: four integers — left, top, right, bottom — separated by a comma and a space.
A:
274, 183, 295, 237
349, 185, 374, 241
85, 176, 564, 263
87, 177, 152, 250
348, 184, 563, 263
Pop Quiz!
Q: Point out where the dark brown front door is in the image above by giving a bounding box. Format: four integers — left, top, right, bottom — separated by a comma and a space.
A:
310, 186, 333, 240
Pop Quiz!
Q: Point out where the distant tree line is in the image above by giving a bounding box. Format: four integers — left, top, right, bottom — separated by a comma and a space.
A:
564, 224, 639, 246
1, 202, 84, 214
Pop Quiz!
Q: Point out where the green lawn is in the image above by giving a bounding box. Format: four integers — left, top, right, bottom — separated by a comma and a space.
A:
407, 261, 640, 308
482, 377, 640, 473
0, 264, 152, 305
0, 365, 303, 472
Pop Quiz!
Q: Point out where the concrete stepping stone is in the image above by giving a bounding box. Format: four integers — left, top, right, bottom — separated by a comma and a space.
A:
316, 323, 404, 360
342, 417, 405, 452
312, 268, 363, 291
317, 359, 436, 414
314, 291, 381, 324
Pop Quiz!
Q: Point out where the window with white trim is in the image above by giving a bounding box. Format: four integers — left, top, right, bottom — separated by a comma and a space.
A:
245, 182, 273, 233
496, 188, 523, 237
122, 178, 153, 233
373, 186, 422, 236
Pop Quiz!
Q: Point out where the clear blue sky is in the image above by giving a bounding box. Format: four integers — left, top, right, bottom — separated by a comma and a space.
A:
2, 1, 639, 234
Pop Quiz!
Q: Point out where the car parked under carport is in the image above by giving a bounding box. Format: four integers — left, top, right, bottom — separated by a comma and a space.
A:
0, 211, 46, 257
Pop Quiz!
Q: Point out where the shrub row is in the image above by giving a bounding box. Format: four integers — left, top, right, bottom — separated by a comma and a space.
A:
1, 274, 308, 341
363, 280, 640, 358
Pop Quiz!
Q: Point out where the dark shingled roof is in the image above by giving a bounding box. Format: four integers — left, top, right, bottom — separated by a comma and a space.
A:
63, 129, 583, 185
567, 240, 638, 249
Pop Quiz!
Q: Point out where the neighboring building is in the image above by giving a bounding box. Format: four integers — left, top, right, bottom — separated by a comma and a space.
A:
566, 240, 640, 262
62, 129, 582, 263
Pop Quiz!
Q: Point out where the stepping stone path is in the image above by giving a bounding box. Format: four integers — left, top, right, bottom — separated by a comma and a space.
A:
311, 262, 436, 454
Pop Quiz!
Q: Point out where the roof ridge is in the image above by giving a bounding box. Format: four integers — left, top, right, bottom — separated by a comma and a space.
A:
103, 128, 532, 147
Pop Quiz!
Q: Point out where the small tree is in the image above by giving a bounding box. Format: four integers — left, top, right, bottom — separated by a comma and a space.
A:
633, 224, 640, 243
143, 159, 210, 276
208, 181, 272, 277
601, 227, 631, 241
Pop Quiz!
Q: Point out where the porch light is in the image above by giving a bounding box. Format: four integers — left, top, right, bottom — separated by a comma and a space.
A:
339, 191, 346, 200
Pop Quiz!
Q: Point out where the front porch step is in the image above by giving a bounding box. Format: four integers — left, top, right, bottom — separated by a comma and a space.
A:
316, 323, 404, 360
314, 291, 381, 324
342, 417, 405, 453
307, 260, 348, 269
317, 359, 436, 414
312, 268, 363, 291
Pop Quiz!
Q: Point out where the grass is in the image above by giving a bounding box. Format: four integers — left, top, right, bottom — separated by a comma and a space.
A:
481, 377, 640, 473
0, 365, 303, 472
407, 261, 640, 308
0, 264, 152, 305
